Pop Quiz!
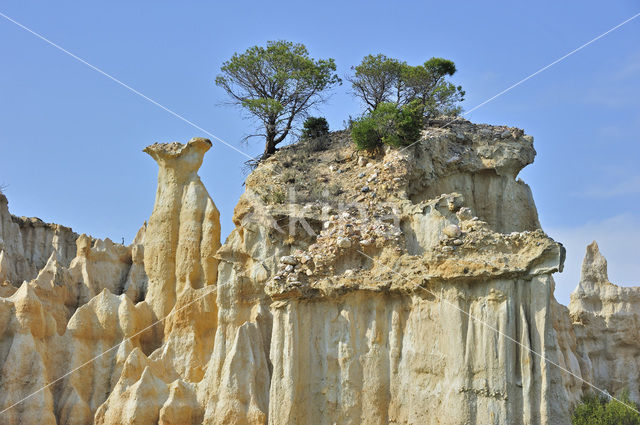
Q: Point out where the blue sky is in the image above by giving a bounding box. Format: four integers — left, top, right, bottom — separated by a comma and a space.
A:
0, 1, 638, 304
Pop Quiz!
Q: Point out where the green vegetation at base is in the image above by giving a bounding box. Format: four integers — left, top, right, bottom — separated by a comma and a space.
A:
572, 391, 640, 425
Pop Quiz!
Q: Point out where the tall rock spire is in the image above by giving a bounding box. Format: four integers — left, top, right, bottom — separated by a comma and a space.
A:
143, 137, 221, 319
578, 241, 610, 290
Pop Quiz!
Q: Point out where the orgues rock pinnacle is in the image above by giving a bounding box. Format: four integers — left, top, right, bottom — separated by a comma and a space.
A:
143, 137, 221, 319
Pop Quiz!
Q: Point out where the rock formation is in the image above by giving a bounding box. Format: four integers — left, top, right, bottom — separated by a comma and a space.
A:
0, 121, 637, 424
0, 195, 78, 287
143, 138, 220, 319
0, 137, 220, 425
556, 241, 640, 403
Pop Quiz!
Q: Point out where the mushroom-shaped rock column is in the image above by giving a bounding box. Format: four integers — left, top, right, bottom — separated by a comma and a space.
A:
143, 138, 221, 319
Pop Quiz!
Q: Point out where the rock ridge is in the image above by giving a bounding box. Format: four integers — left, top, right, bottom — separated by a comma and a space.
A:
0, 123, 637, 424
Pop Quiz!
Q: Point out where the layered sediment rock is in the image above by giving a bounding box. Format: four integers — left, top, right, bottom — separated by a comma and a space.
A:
0, 121, 637, 424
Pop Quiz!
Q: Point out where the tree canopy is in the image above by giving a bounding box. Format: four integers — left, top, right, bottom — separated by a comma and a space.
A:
216, 40, 341, 160
347, 54, 404, 112
348, 54, 464, 116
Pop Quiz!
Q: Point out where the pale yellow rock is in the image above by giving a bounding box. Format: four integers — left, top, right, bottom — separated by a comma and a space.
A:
0, 193, 78, 285
95, 365, 169, 425
1, 123, 638, 425
158, 380, 202, 425
123, 243, 148, 302
0, 137, 223, 425
143, 137, 221, 319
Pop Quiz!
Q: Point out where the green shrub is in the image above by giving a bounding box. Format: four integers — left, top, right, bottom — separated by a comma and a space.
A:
351, 102, 423, 151
572, 391, 640, 425
301, 117, 330, 140
351, 114, 381, 151
300, 116, 331, 152
383, 100, 423, 147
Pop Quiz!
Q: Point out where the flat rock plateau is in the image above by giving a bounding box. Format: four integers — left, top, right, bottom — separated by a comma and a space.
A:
0, 118, 637, 424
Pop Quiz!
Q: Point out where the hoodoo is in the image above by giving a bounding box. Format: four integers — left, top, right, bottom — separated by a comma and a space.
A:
143, 137, 221, 319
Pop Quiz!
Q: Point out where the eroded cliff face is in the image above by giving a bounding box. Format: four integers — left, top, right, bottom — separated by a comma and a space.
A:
241, 120, 566, 424
0, 121, 636, 424
0, 195, 78, 289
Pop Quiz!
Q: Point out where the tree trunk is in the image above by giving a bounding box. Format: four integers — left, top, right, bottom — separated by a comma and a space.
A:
264, 135, 276, 158
262, 118, 277, 160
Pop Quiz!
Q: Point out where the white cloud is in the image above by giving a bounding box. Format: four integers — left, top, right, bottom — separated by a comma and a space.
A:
546, 213, 640, 306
